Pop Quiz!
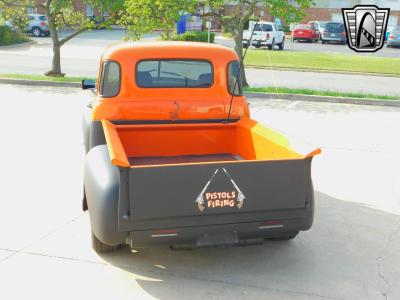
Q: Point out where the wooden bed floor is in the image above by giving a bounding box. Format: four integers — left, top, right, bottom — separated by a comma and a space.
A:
129, 153, 243, 166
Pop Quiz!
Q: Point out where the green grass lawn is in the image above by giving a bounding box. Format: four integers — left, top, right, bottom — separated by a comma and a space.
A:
244, 50, 400, 75
0, 73, 94, 82
1, 73, 398, 101
244, 86, 399, 101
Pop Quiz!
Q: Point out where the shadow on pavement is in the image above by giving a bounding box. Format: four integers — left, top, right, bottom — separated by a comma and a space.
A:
99, 191, 400, 300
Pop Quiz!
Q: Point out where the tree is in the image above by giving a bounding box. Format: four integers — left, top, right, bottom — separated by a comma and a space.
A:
201, 0, 314, 87
0, 0, 31, 31
38, 0, 123, 77
121, 0, 196, 40
121, 0, 313, 87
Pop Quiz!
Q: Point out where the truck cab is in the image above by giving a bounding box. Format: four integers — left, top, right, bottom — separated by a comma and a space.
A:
82, 42, 319, 253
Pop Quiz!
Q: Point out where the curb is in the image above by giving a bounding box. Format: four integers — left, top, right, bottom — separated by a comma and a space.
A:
0, 78, 80, 88
0, 41, 35, 49
245, 65, 400, 78
245, 92, 400, 107
1, 78, 399, 107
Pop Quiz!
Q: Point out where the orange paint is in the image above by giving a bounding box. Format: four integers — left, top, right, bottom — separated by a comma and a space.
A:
91, 42, 249, 122
101, 120, 129, 167
101, 118, 320, 167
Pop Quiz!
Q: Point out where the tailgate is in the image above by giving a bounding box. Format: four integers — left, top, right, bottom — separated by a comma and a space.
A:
118, 159, 310, 231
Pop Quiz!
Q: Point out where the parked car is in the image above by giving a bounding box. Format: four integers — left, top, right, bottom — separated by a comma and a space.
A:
25, 14, 50, 37
322, 22, 346, 44
243, 21, 285, 50
387, 26, 400, 48
293, 24, 320, 42
385, 26, 397, 41
308, 21, 327, 39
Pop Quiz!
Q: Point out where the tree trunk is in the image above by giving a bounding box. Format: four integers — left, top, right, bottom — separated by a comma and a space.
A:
45, 7, 64, 77
234, 32, 249, 87
50, 42, 63, 76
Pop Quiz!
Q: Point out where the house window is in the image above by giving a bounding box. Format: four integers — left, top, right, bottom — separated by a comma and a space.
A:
331, 13, 343, 22
86, 5, 94, 17
388, 15, 398, 27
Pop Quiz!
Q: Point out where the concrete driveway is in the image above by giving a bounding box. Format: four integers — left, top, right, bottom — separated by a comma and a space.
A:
0, 84, 399, 300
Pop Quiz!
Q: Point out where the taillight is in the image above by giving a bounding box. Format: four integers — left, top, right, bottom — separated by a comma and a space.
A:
390, 34, 394, 39
341, 31, 346, 36
40, 21, 47, 26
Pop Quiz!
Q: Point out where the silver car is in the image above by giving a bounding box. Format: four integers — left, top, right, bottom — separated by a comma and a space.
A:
25, 14, 50, 37
387, 27, 400, 48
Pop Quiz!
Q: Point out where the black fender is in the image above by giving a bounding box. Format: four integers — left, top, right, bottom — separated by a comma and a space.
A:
84, 145, 127, 246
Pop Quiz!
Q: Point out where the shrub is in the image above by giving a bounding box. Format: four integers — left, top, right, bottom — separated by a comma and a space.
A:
0, 25, 30, 46
170, 31, 215, 43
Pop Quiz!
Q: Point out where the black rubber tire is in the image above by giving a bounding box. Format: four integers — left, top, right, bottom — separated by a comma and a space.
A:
267, 231, 299, 241
32, 27, 41, 37
91, 231, 122, 253
278, 39, 284, 50
322, 40, 326, 44
268, 39, 275, 50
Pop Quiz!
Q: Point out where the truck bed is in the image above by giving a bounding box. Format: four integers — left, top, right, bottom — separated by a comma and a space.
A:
128, 154, 243, 166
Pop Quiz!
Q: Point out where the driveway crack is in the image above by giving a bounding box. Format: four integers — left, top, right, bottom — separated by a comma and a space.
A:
376, 218, 400, 300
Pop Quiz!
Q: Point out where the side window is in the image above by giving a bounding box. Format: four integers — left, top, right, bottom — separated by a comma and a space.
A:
99, 61, 120, 97
227, 61, 242, 96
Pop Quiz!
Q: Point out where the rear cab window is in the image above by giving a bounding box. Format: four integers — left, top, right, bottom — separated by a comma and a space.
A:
325, 23, 344, 32
254, 24, 273, 32
136, 60, 213, 88
99, 61, 121, 97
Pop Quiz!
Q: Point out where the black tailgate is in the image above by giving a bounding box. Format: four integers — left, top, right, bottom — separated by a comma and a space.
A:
118, 159, 309, 231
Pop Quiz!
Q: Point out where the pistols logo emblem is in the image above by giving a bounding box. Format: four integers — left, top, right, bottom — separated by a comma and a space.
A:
195, 168, 246, 212
342, 5, 390, 52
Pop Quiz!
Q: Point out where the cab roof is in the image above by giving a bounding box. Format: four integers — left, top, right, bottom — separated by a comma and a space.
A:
101, 41, 239, 62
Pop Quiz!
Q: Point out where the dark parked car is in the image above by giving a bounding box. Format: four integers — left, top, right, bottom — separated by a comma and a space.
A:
387, 26, 400, 48
322, 22, 346, 44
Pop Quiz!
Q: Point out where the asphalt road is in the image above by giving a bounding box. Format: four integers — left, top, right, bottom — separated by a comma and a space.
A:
0, 29, 399, 96
0, 84, 399, 300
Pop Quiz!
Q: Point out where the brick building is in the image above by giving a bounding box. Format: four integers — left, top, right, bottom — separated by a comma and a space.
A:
225, 0, 400, 26
31, 0, 399, 28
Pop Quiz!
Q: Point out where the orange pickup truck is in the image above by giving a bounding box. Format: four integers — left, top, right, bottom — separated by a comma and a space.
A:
82, 42, 320, 253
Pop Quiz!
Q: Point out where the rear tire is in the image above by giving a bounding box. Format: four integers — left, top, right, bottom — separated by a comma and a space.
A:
91, 231, 122, 253
268, 39, 275, 50
32, 27, 41, 37
278, 39, 284, 50
322, 40, 326, 44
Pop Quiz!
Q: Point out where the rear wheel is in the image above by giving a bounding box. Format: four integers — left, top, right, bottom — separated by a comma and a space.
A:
278, 39, 284, 50
322, 40, 326, 44
91, 231, 122, 253
32, 27, 41, 37
268, 39, 275, 50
